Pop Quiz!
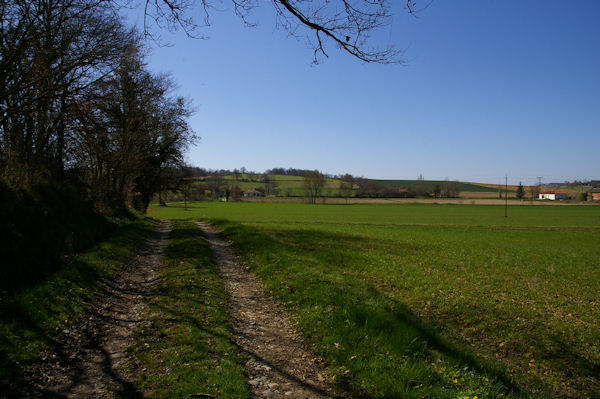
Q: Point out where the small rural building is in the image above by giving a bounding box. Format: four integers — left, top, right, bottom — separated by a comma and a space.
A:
243, 188, 263, 198
538, 192, 567, 200
589, 188, 600, 201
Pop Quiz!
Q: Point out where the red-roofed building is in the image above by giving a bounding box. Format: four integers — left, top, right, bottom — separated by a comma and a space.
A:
243, 188, 263, 198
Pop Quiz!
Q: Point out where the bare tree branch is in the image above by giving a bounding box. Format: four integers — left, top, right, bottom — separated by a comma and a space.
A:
139, 0, 415, 64
273, 0, 404, 64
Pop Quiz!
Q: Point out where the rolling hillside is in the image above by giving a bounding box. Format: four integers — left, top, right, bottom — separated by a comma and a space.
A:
186, 174, 505, 197
376, 179, 500, 193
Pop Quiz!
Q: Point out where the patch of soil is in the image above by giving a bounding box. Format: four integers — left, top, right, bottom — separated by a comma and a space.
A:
18, 220, 171, 398
196, 222, 345, 399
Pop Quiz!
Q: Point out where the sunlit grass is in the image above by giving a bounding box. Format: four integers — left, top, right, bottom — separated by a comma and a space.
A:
149, 201, 600, 229
149, 202, 600, 398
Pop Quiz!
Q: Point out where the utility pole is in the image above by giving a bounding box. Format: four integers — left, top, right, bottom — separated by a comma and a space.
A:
505, 175, 508, 218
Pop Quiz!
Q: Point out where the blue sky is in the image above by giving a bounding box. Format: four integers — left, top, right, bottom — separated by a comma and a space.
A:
129, 1, 599, 184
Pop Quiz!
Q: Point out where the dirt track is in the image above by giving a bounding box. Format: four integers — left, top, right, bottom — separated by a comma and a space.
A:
16, 219, 342, 399
197, 221, 343, 399
20, 220, 171, 398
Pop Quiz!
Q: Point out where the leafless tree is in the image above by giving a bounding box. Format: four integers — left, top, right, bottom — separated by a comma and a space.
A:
230, 185, 242, 201
177, 164, 196, 210
205, 173, 226, 200
355, 177, 380, 197
263, 173, 278, 196
339, 173, 354, 203
0, 0, 424, 215
303, 170, 325, 204
441, 178, 460, 198
142, 0, 424, 64
0, 0, 128, 184
248, 172, 260, 182
415, 174, 428, 197
529, 185, 540, 200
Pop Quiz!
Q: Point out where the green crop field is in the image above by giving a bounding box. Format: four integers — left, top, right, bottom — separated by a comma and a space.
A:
150, 203, 600, 398
375, 180, 497, 192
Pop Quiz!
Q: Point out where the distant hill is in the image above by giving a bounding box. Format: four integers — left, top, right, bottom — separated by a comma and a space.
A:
192, 174, 339, 197
375, 180, 499, 192
180, 173, 512, 200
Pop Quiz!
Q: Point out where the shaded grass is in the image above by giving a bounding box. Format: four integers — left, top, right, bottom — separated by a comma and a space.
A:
0, 179, 119, 292
0, 216, 156, 394
127, 220, 249, 398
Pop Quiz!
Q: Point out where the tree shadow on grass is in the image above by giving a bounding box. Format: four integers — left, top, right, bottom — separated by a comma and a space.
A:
0, 223, 160, 398
212, 220, 548, 398
0, 269, 146, 399
0, 257, 105, 397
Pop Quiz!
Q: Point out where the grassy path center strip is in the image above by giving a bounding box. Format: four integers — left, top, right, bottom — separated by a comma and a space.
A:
127, 220, 249, 398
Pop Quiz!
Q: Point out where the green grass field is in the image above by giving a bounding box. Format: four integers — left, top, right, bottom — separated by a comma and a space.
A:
150, 202, 600, 398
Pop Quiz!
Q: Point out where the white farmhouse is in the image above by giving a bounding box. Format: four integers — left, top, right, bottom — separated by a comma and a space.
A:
539, 192, 567, 200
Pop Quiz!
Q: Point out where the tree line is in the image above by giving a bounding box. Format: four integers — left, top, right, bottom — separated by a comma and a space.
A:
0, 0, 197, 214
1, 0, 417, 209
0, 0, 196, 290
162, 168, 463, 203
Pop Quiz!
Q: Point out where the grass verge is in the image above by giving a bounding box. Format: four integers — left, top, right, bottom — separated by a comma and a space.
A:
0, 216, 156, 393
127, 220, 249, 398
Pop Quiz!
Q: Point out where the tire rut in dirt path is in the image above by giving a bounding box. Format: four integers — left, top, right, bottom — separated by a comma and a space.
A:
22, 220, 172, 399
196, 221, 345, 399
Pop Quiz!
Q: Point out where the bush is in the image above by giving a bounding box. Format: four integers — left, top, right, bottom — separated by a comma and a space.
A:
575, 192, 588, 202
0, 179, 116, 293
